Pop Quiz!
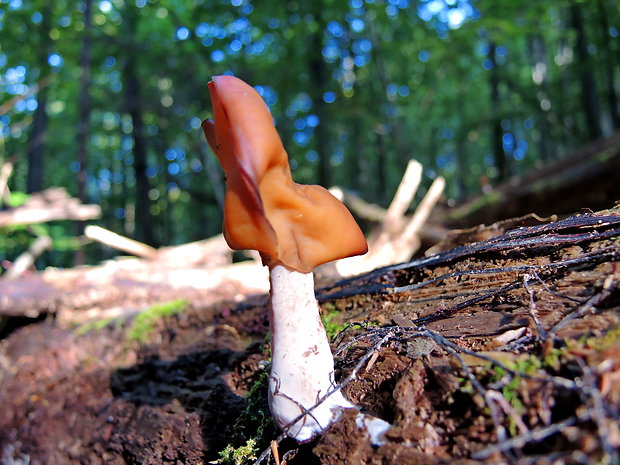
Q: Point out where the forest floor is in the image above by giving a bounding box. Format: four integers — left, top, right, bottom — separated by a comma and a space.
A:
1, 210, 619, 465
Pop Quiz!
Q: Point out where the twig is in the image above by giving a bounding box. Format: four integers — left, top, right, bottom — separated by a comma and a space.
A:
4, 235, 52, 280
523, 273, 547, 341
85, 225, 157, 258
576, 358, 620, 465
471, 415, 585, 460
399, 175, 445, 242
0, 161, 13, 205
383, 159, 422, 233
487, 389, 530, 436
547, 272, 617, 337
270, 440, 280, 465
320, 245, 617, 302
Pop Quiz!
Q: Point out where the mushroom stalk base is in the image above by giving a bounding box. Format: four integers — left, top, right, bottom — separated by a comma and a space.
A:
268, 265, 354, 442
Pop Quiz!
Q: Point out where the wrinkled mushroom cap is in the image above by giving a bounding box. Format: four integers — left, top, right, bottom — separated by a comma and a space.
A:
203, 75, 367, 273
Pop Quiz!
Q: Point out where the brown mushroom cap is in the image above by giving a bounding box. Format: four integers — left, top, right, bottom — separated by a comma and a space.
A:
203, 75, 367, 273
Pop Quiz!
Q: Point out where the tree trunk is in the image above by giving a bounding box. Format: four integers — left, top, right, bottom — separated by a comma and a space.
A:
308, 3, 331, 188
375, 128, 387, 203
570, 1, 603, 140
526, 34, 552, 162
367, 19, 410, 172
75, 0, 93, 266
595, 0, 619, 130
122, 7, 155, 246
455, 85, 467, 200
488, 42, 506, 182
26, 6, 52, 194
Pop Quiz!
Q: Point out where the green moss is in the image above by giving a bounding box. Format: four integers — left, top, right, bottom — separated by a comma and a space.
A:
584, 325, 620, 351
448, 191, 502, 221
321, 305, 347, 341
74, 316, 122, 335
213, 369, 276, 464
212, 438, 258, 465
126, 299, 189, 343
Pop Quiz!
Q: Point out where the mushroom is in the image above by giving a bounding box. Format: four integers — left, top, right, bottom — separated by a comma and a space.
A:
202, 75, 391, 443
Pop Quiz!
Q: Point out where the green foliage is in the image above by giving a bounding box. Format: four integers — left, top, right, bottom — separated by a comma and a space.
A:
212, 438, 258, 465
321, 305, 348, 341
584, 325, 620, 351
74, 316, 122, 336
213, 369, 276, 465
126, 299, 189, 343
1, 0, 617, 265
5, 191, 30, 208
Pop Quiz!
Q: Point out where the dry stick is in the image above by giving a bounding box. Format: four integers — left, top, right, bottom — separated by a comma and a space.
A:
321, 245, 617, 302
547, 272, 617, 337
0, 161, 13, 205
270, 440, 280, 465
84, 225, 157, 259
382, 159, 422, 233
523, 273, 548, 341
487, 389, 530, 436
398, 176, 445, 244
524, 268, 586, 304
576, 358, 619, 465
471, 415, 585, 460
0, 190, 101, 227
4, 235, 52, 280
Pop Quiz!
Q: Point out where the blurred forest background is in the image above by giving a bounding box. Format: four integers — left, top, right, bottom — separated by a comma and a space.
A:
0, 0, 619, 270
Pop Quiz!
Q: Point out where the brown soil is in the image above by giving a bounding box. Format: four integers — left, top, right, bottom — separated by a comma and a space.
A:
1, 212, 619, 465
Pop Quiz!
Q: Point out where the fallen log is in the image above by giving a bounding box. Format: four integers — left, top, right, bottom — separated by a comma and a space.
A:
335, 160, 446, 276
85, 225, 158, 259
448, 131, 620, 228
0, 229, 265, 320
0, 187, 101, 227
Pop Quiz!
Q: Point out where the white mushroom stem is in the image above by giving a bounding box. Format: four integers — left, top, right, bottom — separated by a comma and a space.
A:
268, 264, 354, 442
267, 264, 392, 444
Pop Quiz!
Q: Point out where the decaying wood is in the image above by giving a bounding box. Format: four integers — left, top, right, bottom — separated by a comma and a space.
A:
258, 210, 620, 464
320, 210, 620, 331
4, 235, 52, 280
85, 225, 157, 259
328, 187, 386, 223
0, 187, 101, 227
0, 161, 13, 205
154, 234, 231, 267
0, 232, 266, 320
382, 160, 423, 233
336, 161, 445, 276
448, 131, 620, 228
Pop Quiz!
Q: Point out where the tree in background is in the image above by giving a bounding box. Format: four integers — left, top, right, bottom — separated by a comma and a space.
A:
0, 0, 618, 267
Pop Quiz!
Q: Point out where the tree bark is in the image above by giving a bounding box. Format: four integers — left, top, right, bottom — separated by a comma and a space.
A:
308, 2, 331, 187
75, 0, 93, 265
526, 34, 552, 162
455, 84, 468, 199
570, 1, 603, 140
488, 42, 507, 182
122, 6, 155, 246
595, 0, 619, 130
26, 6, 53, 194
